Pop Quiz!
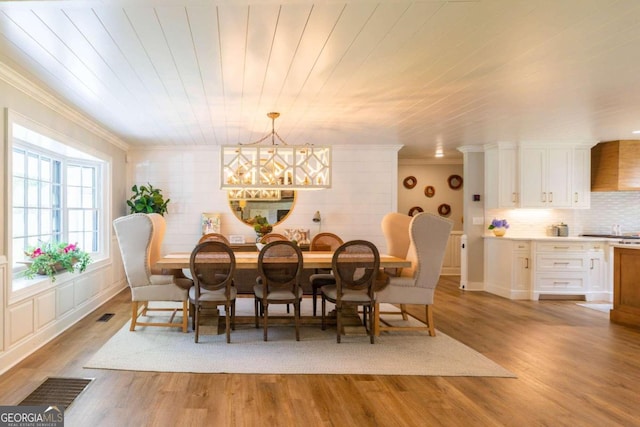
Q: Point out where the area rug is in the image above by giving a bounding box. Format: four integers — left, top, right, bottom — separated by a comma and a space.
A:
576, 303, 612, 313
84, 299, 515, 377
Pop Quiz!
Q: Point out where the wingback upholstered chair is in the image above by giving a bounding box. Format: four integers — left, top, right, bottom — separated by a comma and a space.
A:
113, 213, 191, 332
374, 212, 453, 337
380, 212, 412, 277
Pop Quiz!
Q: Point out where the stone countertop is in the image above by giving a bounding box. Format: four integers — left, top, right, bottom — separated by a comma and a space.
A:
483, 235, 615, 242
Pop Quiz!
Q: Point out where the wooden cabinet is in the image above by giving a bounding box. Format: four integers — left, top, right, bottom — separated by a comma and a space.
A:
591, 140, 640, 191
485, 142, 593, 209
484, 238, 530, 300
611, 246, 640, 327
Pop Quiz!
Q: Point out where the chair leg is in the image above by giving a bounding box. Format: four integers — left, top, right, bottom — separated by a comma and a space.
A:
254, 298, 259, 328
182, 300, 188, 333
336, 305, 342, 344
189, 302, 195, 330
321, 297, 326, 330
294, 300, 300, 341
368, 305, 374, 344
400, 304, 409, 321
225, 303, 231, 344
130, 301, 139, 331
194, 306, 200, 343
373, 303, 380, 336
426, 304, 436, 337
312, 287, 318, 317
263, 303, 269, 341
231, 300, 236, 330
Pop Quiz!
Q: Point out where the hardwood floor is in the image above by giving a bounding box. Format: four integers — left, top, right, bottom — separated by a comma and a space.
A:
1, 276, 639, 426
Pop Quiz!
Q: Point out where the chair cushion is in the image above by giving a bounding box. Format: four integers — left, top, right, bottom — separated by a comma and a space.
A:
189, 286, 237, 302
310, 273, 336, 287
253, 284, 303, 301
131, 283, 188, 301
320, 285, 371, 303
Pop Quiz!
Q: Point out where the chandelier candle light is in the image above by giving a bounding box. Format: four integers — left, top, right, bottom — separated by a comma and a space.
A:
221, 112, 331, 190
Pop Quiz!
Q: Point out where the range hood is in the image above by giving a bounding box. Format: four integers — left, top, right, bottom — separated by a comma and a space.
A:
591, 140, 640, 191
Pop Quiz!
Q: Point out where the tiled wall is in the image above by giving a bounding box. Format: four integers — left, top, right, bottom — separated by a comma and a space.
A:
486, 192, 640, 237
127, 145, 401, 253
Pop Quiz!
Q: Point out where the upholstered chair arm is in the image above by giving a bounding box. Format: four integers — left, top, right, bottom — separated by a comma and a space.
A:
150, 274, 178, 286
388, 276, 416, 288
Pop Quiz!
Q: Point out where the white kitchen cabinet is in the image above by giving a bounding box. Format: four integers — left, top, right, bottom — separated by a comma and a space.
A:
531, 240, 611, 301
587, 242, 610, 301
484, 238, 530, 299
520, 146, 572, 208
485, 142, 592, 209
571, 147, 591, 208
484, 143, 518, 208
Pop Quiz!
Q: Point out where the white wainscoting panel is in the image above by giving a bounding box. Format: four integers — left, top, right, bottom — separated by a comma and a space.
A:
56, 282, 75, 317
9, 300, 34, 346
35, 291, 56, 329
442, 232, 462, 276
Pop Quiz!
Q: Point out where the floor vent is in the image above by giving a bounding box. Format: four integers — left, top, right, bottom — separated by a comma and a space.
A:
97, 313, 115, 322
19, 377, 94, 408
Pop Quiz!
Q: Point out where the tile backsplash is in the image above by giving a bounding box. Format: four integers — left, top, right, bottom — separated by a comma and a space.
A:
486, 192, 640, 237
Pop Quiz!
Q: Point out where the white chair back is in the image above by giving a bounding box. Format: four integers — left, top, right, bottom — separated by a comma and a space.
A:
113, 213, 155, 288
405, 213, 453, 290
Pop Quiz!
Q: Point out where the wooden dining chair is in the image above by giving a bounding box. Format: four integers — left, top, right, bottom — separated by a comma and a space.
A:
259, 233, 288, 244
321, 240, 380, 344
199, 233, 231, 245
254, 240, 303, 341
189, 240, 237, 343
309, 232, 344, 316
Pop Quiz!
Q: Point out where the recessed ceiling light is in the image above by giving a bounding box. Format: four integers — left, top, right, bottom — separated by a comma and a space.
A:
632, 130, 640, 134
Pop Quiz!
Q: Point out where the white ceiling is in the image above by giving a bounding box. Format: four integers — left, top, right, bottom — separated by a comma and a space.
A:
1, 0, 640, 160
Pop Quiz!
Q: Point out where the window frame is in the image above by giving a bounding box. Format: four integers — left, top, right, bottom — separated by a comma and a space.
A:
6, 109, 111, 297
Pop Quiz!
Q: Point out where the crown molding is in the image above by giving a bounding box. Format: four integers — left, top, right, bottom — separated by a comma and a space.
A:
0, 61, 130, 151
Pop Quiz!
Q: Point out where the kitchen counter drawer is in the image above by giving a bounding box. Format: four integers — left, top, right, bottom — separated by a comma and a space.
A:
536, 242, 589, 252
536, 254, 586, 271
535, 273, 586, 292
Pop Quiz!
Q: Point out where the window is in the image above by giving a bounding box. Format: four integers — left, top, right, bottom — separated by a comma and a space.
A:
9, 112, 108, 290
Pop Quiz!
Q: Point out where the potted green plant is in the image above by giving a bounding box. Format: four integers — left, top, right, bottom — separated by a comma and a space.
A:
23, 241, 92, 282
127, 183, 170, 216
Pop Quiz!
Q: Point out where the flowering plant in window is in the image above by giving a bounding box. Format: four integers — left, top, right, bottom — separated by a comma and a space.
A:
23, 241, 92, 281
488, 219, 509, 230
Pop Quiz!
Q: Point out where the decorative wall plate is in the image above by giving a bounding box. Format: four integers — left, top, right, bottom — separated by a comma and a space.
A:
403, 176, 417, 189
438, 203, 451, 217
408, 206, 424, 216
424, 185, 435, 198
447, 174, 463, 190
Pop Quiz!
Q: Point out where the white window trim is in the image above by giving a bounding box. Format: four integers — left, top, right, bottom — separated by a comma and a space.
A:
6, 108, 112, 299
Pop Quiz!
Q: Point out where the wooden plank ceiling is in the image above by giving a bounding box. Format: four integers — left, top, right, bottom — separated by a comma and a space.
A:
0, 0, 639, 160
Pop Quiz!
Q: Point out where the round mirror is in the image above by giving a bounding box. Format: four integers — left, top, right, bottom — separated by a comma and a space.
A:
228, 190, 296, 228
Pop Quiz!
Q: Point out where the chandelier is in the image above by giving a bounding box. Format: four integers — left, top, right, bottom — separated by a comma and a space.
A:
221, 112, 331, 190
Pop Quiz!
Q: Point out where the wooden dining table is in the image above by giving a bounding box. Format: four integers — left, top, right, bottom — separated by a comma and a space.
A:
155, 250, 411, 271
155, 250, 411, 329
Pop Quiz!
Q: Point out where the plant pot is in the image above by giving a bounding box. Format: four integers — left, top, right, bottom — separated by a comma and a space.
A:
492, 228, 507, 237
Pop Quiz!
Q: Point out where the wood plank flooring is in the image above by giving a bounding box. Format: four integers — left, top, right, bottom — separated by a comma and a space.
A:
1, 276, 639, 426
